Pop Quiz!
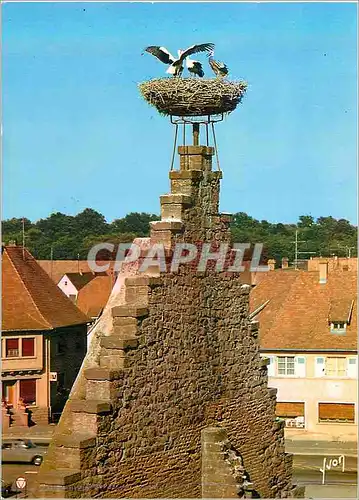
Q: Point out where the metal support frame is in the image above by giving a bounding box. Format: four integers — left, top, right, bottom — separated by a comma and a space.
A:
169, 114, 223, 171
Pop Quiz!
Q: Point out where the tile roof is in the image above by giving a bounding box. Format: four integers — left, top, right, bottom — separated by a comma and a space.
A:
2, 246, 90, 331
37, 260, 115, 285
63, 272, 105, 291
76, 275, 113, 318
250, 269, 357, 351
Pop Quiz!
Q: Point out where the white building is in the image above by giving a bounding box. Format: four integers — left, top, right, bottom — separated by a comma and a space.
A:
251, 261, 357, 442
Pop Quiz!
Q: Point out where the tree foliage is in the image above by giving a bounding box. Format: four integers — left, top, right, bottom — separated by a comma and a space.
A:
2, 209, 357, 262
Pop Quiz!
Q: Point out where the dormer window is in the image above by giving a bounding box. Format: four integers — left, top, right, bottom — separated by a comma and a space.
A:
330, 322, 347, 334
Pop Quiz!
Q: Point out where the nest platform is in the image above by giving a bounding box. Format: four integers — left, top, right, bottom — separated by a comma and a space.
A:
138, 78, 247, 117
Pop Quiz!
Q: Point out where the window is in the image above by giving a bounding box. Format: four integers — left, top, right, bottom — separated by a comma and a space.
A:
6, 339, 19, 357
22, 338, 35, 357
325, 357, 347, 377
318, 403, 355, 423
277, 356, 295, 376
330, 322, 347, 334
19, 379, 36, 405
276, 402, 305, 428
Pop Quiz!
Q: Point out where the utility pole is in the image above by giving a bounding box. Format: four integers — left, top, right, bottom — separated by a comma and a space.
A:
22, 218, 25, 260
292, 229, 316, 270
337, 244, 355, 258
345, 246, 355, 258
50, 246, 54, 280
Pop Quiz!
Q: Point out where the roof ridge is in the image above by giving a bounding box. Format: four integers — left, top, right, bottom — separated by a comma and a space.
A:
6, 248, 52, 329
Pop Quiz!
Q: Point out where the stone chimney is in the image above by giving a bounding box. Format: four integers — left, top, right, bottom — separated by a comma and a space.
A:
319, 260, 328, 284
281, 257, 289, 269
267, 259, 276, 271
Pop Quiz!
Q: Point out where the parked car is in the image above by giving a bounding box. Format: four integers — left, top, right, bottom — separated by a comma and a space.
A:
2, 439, 46, 466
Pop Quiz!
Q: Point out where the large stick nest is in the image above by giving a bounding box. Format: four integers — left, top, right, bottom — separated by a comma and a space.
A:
138, 78, 247, 117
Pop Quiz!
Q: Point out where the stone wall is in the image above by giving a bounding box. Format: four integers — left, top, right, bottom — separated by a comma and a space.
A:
37, 142, 296, 498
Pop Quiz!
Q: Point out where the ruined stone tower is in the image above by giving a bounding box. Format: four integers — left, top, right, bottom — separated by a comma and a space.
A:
36, 137, 299, 498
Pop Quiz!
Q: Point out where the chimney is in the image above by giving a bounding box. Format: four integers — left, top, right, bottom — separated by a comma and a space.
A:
319, 260, 328, 284
267, 259, 276, 271
8, 240, 17, 247
281, 257, 289, 269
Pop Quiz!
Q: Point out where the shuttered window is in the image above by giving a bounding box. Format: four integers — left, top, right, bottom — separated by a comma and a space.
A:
276, 402, 305, 418
318, 403, 355, 423
19, 379, 36, 405
22, 338, 35, 357
325, 357, 347, 377
6, 338, 19, 357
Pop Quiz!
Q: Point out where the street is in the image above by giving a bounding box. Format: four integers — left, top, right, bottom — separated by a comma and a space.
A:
2, 463, 39, 498
2, 454, 357, 499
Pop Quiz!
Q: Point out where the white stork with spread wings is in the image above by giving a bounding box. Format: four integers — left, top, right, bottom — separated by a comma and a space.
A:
145, 43, 215, 77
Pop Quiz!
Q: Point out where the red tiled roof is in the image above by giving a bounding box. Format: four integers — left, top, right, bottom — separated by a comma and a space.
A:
2, 246, 90, 331
250, 269, 357, 351
76, 275, 113, 318
37, 260, 115, 285
63, 272, 109, 291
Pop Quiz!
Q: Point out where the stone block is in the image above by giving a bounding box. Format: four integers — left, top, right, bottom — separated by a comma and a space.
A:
72, 411, 98, 435
113, 316, 138, 328
86, 380, 114, 401
38, 469, 81, 486
125, 284, 149, 306
150, 220, 183, 231
124, 276, 150, 287
178, 145, 214, 156
160, 193, 192, 205
54, 434, 96, 449
100, 337, 138, 350
84, 368, 119, 381
112, 324, 138, 337
111, 306, 149, 318
69, 399, 112, 414
169, 170, 203, 181
99, 355, 130, 370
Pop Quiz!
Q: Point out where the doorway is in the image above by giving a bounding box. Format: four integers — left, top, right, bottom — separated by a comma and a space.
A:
2, 380, 17, 406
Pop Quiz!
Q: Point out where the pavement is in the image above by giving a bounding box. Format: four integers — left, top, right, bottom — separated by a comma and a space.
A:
286, 439, 357, 457
2, 424, 56, 446
3, 425, 357, 456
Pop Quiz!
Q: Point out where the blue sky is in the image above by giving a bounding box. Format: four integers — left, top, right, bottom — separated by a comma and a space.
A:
2, 2, 357, 224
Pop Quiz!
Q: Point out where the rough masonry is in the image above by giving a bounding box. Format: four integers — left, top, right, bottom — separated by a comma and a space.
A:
36, 144, 299, 498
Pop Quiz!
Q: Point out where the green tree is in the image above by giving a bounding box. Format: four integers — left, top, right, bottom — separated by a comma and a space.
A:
111, 212, 159, 236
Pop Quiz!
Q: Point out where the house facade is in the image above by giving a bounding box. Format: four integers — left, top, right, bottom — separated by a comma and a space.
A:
2, 245, 89, 425
251, 260, 357, 442
57, 272, 113, 320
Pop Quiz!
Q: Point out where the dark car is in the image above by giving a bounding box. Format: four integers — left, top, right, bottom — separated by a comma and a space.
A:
2, 439, 46, 466
1, 479, 13, 498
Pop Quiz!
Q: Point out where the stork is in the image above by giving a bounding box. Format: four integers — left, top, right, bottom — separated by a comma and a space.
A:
186, 55, 204, 77
208, 49, 229, 78
144, 43, 215, 77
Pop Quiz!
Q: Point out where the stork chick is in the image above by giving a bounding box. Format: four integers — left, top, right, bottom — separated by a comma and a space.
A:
208, 49, 229, 78
186, 55, 204, 77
